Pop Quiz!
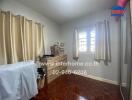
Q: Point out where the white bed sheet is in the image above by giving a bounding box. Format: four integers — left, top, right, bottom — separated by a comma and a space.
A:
0, 61, 38, 100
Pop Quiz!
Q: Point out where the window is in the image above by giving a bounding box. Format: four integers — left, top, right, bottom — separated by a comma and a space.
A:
79, 32, 87, 52
90, 29, 96, 52
78, 28, 96, 53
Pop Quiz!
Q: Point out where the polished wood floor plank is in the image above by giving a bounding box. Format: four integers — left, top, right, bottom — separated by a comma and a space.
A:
32, 74, 123, 100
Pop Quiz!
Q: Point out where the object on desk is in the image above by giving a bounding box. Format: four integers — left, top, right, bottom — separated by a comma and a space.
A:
50, 45, 59, 56
50, 42, 64, 55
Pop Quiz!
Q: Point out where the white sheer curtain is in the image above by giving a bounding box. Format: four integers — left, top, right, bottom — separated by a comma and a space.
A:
73, 29, 79, 61
94, 20, 111, 65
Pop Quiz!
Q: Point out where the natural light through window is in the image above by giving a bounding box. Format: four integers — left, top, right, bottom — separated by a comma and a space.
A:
90, 29, 96, 52
79, 32, 87, 52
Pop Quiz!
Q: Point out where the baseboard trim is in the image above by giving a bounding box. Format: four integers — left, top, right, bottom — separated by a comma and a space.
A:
73, 73, 119, 85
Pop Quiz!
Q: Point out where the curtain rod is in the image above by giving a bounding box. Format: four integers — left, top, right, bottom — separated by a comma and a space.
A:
0, 9, 44, 27
74, 19, 109, 30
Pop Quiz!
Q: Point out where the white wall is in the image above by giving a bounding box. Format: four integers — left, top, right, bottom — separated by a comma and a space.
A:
0, 0, 121, 84
0, 0, 60, 55
60, 9, 120, 84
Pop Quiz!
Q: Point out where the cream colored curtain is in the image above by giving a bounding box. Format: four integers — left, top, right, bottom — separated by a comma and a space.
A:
0, 11, 44, 64
94, 20, 111, 65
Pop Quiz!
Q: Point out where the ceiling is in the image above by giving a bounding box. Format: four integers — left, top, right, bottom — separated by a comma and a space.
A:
17, 0, 116, 24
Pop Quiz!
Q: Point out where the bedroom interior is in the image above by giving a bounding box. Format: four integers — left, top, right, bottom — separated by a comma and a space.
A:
0, 0, 132, 100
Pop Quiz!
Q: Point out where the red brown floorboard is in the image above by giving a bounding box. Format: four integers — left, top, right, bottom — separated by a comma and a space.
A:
31, 74, 123, 100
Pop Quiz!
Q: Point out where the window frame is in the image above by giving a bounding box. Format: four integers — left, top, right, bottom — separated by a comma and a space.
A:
78, 31, 88, 53
90, 28, 96, 53
78, 28, 96, 54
